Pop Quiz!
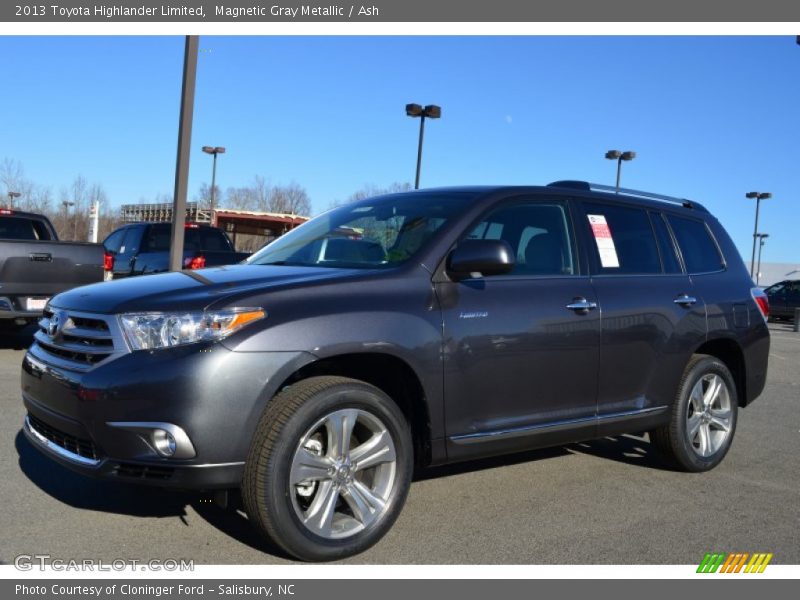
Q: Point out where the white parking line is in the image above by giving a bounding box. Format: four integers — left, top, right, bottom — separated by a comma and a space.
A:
770, 353, 786, 361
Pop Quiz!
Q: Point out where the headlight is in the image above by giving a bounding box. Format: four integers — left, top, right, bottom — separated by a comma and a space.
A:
119, 308, 266, 350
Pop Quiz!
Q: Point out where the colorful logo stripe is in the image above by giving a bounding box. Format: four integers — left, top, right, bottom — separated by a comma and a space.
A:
697, 553, 773, 573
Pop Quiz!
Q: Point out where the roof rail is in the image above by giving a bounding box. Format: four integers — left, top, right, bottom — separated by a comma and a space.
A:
547, 180, 707, 212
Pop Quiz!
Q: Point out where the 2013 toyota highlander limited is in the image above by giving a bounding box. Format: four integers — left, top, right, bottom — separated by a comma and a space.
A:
21, 182, 770, 561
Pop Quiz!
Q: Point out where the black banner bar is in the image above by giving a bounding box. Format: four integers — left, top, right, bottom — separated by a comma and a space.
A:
3, 0, 800, 22
3, 579, 798, 600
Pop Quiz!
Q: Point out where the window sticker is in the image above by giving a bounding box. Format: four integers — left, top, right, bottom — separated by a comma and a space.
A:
587, 214, 619, 268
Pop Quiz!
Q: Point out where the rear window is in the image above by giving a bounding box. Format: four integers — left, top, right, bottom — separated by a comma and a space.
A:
0, 216, 52, 240
667, 216, 724, 274
583, 203, 661, 274
143, 225, 233, 253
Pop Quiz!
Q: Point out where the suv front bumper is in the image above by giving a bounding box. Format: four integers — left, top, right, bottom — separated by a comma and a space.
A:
21, 341, 314, 489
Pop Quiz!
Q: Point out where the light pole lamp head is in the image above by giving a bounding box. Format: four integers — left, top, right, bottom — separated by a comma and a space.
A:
202, 146, 226, 155
405, 103, 423, 117
423, 105, 441, 119
8, 191, 20, 199
620, 151, 636, 161
605, 150, 622, 160
758, 192, 772, 200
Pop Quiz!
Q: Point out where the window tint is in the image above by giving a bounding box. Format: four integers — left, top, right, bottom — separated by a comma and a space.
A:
142, 225, 171, 252
0, 217, 38, 240
467, 201, 576, 276
649, 212, 682, 274
143, 225, 234, 253
667, 216, 724, 274
103, 229, 126, 253
583, 203, 661, 274
119, 227, 141, 255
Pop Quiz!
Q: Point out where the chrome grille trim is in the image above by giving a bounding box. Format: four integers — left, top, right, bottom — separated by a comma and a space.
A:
24, 415, 101, 467
34, 308, 129, 371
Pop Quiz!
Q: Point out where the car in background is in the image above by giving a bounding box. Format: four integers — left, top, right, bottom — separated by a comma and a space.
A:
102, 222, 251, 279
764, 280, 800, 321
0, 208, 104, 330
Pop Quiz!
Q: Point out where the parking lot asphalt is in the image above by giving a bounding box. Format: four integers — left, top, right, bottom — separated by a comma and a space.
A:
0, 322, 797, 565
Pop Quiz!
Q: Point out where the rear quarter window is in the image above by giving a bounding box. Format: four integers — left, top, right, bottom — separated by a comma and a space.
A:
667, 215, 724, 274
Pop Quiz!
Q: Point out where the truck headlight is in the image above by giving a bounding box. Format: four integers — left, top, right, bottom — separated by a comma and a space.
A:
119, 308, 266, 350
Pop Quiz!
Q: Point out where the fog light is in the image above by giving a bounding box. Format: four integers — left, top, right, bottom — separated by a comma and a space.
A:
153, 429, 177, 457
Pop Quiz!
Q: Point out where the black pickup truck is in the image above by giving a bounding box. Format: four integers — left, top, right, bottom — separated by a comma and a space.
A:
0, 208, 104, 329
102, 222, 250, 279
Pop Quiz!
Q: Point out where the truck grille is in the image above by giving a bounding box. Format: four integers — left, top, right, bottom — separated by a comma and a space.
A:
33, 309, 127, 371
27, 413, 100, 461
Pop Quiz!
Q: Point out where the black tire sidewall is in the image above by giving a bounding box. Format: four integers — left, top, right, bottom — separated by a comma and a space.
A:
257, 381, 412, 561
672, 357, 738, 472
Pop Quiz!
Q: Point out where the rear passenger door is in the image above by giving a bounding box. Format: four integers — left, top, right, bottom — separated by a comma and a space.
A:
666, 214, 741, 341
577, 201, 706, 417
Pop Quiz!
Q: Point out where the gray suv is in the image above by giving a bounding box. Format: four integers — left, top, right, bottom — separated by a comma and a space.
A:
21, 181, 770, 561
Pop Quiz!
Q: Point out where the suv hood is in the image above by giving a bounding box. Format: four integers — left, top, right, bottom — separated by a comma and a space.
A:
49, 264, 371, 314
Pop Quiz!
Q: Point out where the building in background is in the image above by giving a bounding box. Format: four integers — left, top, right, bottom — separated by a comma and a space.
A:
756, 263, 800, 287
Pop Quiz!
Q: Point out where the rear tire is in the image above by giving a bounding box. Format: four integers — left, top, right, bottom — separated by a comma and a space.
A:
242, 376, 412, 562
650, 354, 738, 472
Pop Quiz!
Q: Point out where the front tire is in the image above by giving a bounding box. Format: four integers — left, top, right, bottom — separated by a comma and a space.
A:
242, 376, 412, 561
650, 354, 738, 472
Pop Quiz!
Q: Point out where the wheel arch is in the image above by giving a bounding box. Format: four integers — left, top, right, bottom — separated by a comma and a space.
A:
693, 337, 748, 407
274, 352, 432, 468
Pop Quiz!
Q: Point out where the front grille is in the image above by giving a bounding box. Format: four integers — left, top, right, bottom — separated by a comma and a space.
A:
34, 309, 125, 370
27, 413, 100, 461
114, 463, 175, 480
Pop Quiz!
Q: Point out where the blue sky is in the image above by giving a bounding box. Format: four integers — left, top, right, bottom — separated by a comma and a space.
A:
1, 36, 799, 262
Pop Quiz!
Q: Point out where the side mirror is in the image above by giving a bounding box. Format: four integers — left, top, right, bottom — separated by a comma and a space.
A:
447, 239, 515, 278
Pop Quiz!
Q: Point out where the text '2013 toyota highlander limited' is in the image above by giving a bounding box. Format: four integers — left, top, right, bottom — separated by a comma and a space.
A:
21, 182, 770, 561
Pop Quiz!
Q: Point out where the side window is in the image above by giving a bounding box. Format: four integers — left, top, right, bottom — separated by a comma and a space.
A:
118, 226, 141, 256
200, 228, 232, 252
583, 203, 661, 274
103, 229, 126, 253
667, 216, 724, 274
141, 225, 171, 252
31, 220, 53, 241
467, 201, 576, 276
649, 212, 682, 274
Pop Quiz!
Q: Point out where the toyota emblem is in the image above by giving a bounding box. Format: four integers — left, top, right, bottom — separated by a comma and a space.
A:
47, 311, 64, 338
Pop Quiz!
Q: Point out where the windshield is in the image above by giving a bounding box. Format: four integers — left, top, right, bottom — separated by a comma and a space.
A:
246, 192, 476, 269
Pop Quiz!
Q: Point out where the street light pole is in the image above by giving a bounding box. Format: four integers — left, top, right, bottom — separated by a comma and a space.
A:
406, 104, 441, 189
745, 191, 772, 279
62, 200, 75, 240
202, 146, 226, 217
755, 233, 769, 285
605, 150, 636, 190
7, 191, 21, 208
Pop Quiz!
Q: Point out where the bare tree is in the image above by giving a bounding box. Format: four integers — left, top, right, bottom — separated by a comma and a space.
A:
330, 182, 412, 209
267, 183, 311, 215
220, 177, 311, 216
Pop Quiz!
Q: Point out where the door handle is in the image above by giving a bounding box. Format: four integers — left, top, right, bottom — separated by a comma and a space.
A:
566, 298, 598, 313
674, 294, 697, 307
